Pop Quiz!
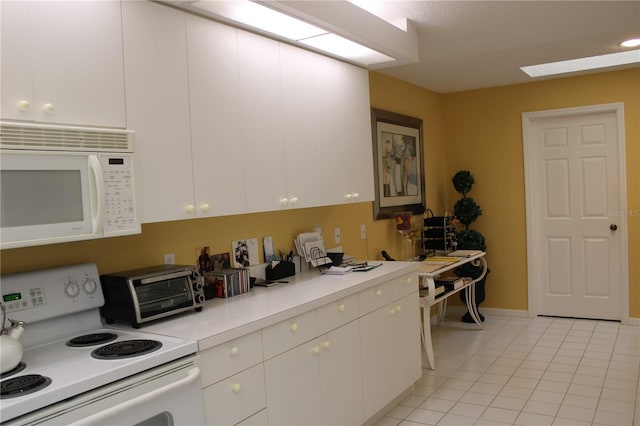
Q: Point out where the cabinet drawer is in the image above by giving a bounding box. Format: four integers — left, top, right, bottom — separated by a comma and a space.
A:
200, 331, 263, 386
262, 310, 317, 360
358, 280, 396, 315
316, 293, 359, 335
395, 272, 418, 299
203, 363, 266, 426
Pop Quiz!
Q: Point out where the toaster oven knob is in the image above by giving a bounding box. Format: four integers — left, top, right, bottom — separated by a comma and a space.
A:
196, 294, 205, 303
193, 281, 203, 291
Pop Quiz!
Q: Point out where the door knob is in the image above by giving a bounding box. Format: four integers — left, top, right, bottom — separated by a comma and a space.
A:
610, 224, 618, 231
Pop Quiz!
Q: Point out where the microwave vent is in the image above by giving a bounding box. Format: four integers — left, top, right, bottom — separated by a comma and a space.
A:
0, 122, 134, 152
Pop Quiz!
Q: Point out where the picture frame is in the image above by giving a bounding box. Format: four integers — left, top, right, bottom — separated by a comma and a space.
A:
371, 108, 426, 220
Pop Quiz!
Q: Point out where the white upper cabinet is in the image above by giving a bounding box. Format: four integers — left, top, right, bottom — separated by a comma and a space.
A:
187, 15, 246, 217
1, 1, 125, 127
279, 44, 325, 209
121, 1, 195, 223
237, 32, 287, 214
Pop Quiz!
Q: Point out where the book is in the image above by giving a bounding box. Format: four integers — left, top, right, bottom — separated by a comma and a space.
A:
435, 275, 464, 290
419, 285, 445, 298
448, 250, 483, 258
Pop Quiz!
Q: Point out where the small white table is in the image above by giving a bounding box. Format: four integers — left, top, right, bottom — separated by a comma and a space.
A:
419, 252, 488, 369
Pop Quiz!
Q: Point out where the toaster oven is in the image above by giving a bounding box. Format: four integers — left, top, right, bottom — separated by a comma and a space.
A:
100, 265, 205, 328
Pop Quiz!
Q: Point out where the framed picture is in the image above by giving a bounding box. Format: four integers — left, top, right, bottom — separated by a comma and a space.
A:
371, 108, 426, 219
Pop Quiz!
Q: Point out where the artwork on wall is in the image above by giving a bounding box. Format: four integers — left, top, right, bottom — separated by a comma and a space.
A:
371, 108, 426, 220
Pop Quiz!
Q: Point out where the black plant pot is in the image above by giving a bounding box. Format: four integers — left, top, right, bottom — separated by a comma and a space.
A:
459, 268, 490, 323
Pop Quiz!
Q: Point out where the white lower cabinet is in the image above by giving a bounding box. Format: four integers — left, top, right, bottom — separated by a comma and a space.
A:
198, 271, 420, 425
202, 364, 267, 426
360, 291, 422, 419
264, 320, 363, 426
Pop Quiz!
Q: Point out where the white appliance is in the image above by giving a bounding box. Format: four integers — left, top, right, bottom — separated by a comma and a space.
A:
0, 121, 140, 249
0, 263, 205, 425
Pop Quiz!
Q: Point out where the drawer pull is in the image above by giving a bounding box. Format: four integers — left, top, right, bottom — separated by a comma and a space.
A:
231, 383, 241, 393
395, 305, 402, 312
18, 100, 30, 111
229, 346, 239, 356
290, 322, 298, 332
322, 340, 331, 349
375, 289, 382, 296
406, 277, 412, 283
312, 345, 320, 354
337, 303, 346, 312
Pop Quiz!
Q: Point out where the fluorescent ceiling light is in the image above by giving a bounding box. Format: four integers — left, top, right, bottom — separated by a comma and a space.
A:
190, 0, 395, 66
521, 50, 640, 78
299, 33, 395, 65
620, 38, 640, 48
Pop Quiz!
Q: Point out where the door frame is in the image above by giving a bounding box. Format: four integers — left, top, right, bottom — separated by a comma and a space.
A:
522, 102, 630, 324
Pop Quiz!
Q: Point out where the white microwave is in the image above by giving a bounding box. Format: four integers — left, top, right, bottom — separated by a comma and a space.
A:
0, 121, 140, 249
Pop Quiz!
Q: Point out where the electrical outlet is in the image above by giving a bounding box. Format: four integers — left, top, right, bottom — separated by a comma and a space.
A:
163, 253, 175, 265
334, 227, 341, 244
360, 224, 367, 240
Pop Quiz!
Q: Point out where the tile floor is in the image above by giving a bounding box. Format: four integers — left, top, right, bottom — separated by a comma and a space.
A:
375, 310, 640, 426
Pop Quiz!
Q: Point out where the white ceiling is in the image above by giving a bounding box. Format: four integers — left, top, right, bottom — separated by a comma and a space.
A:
349, 1, 640, 93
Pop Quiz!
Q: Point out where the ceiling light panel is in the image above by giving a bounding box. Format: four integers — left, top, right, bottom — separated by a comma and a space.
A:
521, 50, 640, 78
299, 33, 395, 65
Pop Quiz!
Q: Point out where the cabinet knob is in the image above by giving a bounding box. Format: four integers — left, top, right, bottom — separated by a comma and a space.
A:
17, 100, 30, 111
231, 383, 241, 393
312, 345, 320, 354
345, 193, 353, 200
352, 192, 359, 199
389, 307, 397, 315
290, 322, 298, 332
43, 103, 55, 114
406, 277, 412, 283
337, 303, 346, 312
229, 346, 239, 356
322, 340, 331, 349
289, 196, 298, 205
200, 203, 210, 212
395, 305, 402, 312
375, 289, 382, 296
280, 198, 289, 206
184, 204, 195, 214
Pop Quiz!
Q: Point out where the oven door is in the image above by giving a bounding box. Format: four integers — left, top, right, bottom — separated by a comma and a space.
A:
4, 356, 204, 426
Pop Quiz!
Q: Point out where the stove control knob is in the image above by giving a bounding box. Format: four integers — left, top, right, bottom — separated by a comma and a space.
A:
64, 281, 80, 298
83, 278, 98, 294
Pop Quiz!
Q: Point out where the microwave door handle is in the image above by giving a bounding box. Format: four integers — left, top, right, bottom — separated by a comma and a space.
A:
88, 155, 104, 234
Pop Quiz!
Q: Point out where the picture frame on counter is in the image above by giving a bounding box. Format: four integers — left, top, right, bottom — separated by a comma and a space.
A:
371, 108, 426, 220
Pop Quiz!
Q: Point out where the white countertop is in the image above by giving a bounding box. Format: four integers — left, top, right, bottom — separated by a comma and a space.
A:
140, 261, 419, 351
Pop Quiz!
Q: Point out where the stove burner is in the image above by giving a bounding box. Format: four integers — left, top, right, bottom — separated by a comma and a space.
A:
91, 339, 162, 360
66, 332, 118, 347
0, 362, 26, 379
1, 374, 52, 399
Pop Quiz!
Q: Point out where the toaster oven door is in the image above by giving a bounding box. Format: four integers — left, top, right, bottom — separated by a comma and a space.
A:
132, 271, 195, 320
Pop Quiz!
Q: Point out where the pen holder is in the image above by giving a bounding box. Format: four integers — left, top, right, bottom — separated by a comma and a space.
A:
266, 261, 295, 281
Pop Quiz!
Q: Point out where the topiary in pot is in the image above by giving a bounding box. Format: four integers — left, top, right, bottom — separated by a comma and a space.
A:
451, 170, 490, 322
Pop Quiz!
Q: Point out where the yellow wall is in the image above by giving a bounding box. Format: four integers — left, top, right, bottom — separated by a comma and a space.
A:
442, 68, 639, 318
1, 68, 638, 320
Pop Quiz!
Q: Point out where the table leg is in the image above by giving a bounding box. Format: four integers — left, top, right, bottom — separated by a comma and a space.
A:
464, 284, 484, 329
421, 305, 435, 369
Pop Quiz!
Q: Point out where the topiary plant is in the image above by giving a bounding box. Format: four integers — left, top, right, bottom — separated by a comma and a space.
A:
451, 170, 489, 322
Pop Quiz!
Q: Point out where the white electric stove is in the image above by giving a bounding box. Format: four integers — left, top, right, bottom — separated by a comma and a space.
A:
0, 263, 204, 425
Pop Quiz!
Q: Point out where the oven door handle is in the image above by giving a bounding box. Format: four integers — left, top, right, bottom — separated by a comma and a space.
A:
67, 366, 201, 426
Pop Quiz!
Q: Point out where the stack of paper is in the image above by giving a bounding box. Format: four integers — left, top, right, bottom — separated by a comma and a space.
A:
294, 232, 331, 267
321, 265, 353, 275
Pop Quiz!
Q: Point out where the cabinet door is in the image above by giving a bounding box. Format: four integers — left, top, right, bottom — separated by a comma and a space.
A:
121, 1, 194, 223
360, 291, 421, 419
187, 15, 246, 217
238, 31, 287, 213
315, 55, 352, 206
319, 320, 364, 425
1, 1, 34, 122
264, 340, 323, 425
344, 65, 375, 203
2, 1, 126, 127
279, 43, 324, 209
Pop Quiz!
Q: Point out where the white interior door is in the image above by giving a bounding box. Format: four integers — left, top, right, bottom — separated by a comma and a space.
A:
523, 103, 628, 321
